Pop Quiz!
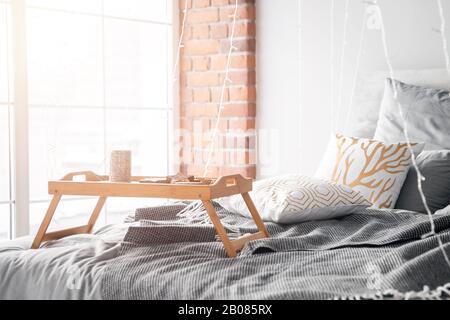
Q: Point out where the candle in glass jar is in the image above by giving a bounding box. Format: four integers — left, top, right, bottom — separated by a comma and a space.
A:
110, 150, 131, 182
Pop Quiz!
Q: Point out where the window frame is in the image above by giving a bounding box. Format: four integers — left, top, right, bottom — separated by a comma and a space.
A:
2, 0, 179, 239
0, 0, 13, 240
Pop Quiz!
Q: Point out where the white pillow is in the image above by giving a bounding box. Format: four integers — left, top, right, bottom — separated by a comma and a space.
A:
217, 175, 371, 224
315, 133, 424, 209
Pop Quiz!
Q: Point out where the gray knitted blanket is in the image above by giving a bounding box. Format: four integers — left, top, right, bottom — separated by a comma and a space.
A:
102, 203, 450, 300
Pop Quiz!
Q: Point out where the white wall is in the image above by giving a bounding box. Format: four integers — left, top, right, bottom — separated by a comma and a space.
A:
256, 0, 301, 178
256, 0, 450, 178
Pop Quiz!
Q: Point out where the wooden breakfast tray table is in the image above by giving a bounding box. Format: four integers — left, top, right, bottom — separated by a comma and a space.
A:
31, 171, 270, 257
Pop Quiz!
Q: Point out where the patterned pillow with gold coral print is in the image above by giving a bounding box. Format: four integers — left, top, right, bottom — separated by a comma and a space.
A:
316, 134, 424, 209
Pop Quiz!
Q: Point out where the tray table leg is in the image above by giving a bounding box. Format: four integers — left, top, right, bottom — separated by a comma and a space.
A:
241, 192, 270, 237
31, 193, 62, 249
202, 200, 237, 258
86, 196, 107, 233
31, 195, 107, 249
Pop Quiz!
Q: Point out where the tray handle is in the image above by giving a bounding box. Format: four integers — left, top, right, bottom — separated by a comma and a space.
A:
212, 174, 252, 191
61, 171, 104, 182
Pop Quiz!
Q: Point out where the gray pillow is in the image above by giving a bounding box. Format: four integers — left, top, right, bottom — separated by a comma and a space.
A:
395, 150, 450, 213
374, 78, 450, 150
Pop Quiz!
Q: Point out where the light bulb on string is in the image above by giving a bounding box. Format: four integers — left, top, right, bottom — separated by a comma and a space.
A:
335, 0, 350, 132
377, 3, 450, 268
203, 0, 240, 178
330, 0, 335, 130
343, 2, 369, 131
172, 0, 189, 84
437, 0, 450, 89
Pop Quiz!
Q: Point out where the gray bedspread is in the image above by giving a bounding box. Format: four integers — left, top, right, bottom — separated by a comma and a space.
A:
0, 223, 129, 300
101, 203, 450, 300
1, 204, 450, 300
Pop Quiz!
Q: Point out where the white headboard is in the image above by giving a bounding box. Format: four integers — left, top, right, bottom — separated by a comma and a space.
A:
347, 69, 450, 138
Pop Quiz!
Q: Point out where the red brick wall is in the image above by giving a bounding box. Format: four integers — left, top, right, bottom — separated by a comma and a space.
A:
178, 0, 257, 178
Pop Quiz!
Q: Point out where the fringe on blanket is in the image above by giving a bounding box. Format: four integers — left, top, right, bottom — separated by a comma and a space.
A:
334, 283, 450, 300
177, 201, 210, 224
176, 200, 243, 240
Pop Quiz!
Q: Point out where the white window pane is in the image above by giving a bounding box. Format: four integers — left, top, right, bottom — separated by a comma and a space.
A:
29, 107, 105, 200
27, 9, 103, 106
30, 198, 106, 235
104, 0, 169, 23
0, 204, 10, 240
0, 3, 12, 103
26, 0, 102, 15
104, 19, 169, 109
106, 109, 168, 176
0, 107, 10, 201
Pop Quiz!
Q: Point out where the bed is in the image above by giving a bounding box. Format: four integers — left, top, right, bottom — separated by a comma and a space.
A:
1, 204, 450, 300
1, 69, 450, 300
0, 223, 128, 299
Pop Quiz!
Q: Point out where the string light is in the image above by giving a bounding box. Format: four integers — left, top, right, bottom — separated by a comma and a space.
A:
203, 0, 239, 177
377, 4, 450, 268
336, 0, 350, 131
344, 3, 368, 131
437, 0, 450, 89
298, 0, 303, 148
4, 1, 14, 238
337, 283, 450, 300
172, 0, 189, 83
330, 0, 336, 131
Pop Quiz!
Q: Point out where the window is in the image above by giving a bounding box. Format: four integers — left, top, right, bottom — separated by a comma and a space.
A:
0, 0, 12, 240
1, 0, 175, 240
